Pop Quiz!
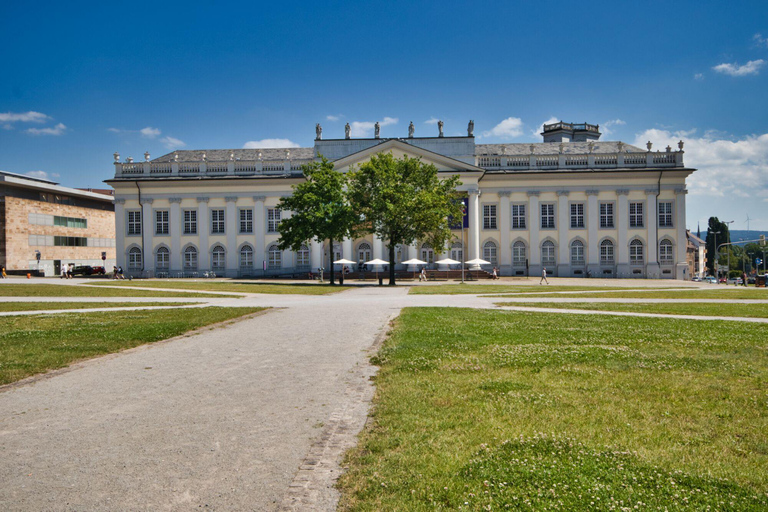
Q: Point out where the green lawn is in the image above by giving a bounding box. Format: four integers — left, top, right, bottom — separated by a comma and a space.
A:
408, 284, 669, 295
0, 307, 264, 385
339, 308, 768, 511
496, 301, 768, 318
87, 280, 347, 295
0, 284, 235, 298
0, 302, 193, 312
494, 288, 768, 300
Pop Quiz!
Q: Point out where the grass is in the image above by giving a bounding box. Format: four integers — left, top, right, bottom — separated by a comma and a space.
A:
495, 288, 768, 300
87, 280, 347, 295
407, 284, 671, 295
0, 284, 236, 298
495, 301, 768, 318
0, 307, 264, 385
0, 302, 193, 312
338, 308, 768, 511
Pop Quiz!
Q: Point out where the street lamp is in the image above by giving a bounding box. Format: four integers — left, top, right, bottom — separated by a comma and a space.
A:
712, 231, 721, 282
724, 221, 734, 278
461, 198, 466, 284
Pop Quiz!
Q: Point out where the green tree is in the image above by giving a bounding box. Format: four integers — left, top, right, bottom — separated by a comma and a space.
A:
276, 156, 358, 285
348, 153, 463, 285
705, 217, 731, 276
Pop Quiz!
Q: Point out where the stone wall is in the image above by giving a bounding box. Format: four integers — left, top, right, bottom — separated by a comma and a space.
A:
3, 196, 115, 272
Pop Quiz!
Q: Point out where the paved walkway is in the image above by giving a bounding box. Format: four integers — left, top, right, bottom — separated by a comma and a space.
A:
1, 279, 767, 511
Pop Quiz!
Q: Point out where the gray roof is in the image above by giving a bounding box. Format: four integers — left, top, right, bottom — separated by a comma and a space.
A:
152, 148, 314, 163
475, 141, 644, 156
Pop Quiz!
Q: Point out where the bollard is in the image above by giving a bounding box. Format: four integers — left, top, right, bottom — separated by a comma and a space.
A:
339, 275, 344, 285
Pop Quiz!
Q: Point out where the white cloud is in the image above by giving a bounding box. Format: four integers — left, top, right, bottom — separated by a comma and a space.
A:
601, 119, 626, 136
107, 127, 122, 133
480, 117, 525, 139
160, 136, 186, 149
26, 123, 67, 136
424, 117, 440, 125
0, 111, 50, 123
753, 33, 768, 48
712, 59, 765, 76
140, 126, 161, 138
632, 128, 768, 202
24, 170, 54, 181
242, 138, 299, 149
349, 117, 399, 138
526, 116, 558, 138
2, 124, 12, 130
694, 73, 704, 80
326, 115, 341, 121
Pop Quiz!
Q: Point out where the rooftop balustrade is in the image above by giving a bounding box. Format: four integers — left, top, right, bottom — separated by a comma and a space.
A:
114, 158, 314, 178
475, 149, 685, 171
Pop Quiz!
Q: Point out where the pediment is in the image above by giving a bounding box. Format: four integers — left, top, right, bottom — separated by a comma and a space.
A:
330, 139, 484, 174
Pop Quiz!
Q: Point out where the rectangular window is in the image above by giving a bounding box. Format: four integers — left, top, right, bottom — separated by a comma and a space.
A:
541, 203, 555, 229
211, 209, 225, 234
52, 216, 87, 229
267, 208, 281, 233
570, 203, 584, 228
600, 202, 615, 228
659, 202, 673, 227
629, 202, 644, 227
483, 204, 497, 229
127, 210, 141, 235
239, 209, 253, 233
155, 210, 169, 235
53, 236, 88, 246
511, 204, 526, 229
183, 210, 197, 234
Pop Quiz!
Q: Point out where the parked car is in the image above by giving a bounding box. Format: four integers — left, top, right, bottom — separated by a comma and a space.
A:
704, 276, 717, 284
70, 265, 95, 276
91, 266, 106, 275
691, 276, 701, 282
726, 277, 743, 285
748, 276, 756, 284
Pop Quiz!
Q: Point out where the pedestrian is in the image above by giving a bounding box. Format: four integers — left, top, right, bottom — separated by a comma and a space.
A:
419, 267, 427, 282
1, 266, 6, 279
492, 267, 498, 280
540, 266, 549, 285
112, 266, 119, 279
118, 266, 124, 279
742, 271, 748, 287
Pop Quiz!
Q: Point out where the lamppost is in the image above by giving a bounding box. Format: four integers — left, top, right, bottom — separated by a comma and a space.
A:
724, 220, 734, 279
712, 231, 720, 282
461, 198, 466, 284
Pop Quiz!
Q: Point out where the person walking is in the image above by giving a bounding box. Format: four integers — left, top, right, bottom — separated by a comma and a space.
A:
540, 266, 549, 285
492, 267, 498, 280
1, 266, 6, 279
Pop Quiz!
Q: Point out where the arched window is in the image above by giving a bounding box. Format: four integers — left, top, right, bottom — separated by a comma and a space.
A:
156, 247, 169, 269
600, 240, 615, 264
211, 245, 226, 271
450, 241, 463, 263
541, 240, 556, 266
332, 243, 342, 264
483, 241, 498, 265
659, 239, 673, 263
513, 241, 526, 267
268, 244, 281, 269
297, 245, 310, 268
630, 239, 644, 265
183, 246, 198, 270
240, 244, 253, 269
420, 243, 434, 264
128, 247, 142, 269
358, 242, 372, 264
570, 240, 585, 265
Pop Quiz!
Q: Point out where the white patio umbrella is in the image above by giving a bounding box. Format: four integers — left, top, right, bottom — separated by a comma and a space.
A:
465, 258, 490, 265
436, 257, 461, 279
365, 258, 389, 283
333, 258, 357, 279
402, 258, 428, 279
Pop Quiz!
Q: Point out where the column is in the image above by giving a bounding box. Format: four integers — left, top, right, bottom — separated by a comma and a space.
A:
342, 237, 353, 261
645, 189, 659, 278
527, 191, 541, 276
675, 188, 688, 280
407, 242, 418, 271
499, 191, 511, 275
586, 190, 599, 275
373, 235, 384, 271
169, 197, 182, 272
281, 209, 293, 270
140, 198, 154, 273
616, 190, 630, 277
196, 197, 209, 271
557, 191, 569, 276
311, 239, 323, 273
115, 198, 126, 269
468, 189, 481, 265
225, 196, 238, 276
253, 196, 266, 273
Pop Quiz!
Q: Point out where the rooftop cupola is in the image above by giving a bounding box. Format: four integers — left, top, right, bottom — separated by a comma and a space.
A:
542, 121, 601, 143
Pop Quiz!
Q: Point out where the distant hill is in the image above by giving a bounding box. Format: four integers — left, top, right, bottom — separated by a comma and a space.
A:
729, 230, 768, 243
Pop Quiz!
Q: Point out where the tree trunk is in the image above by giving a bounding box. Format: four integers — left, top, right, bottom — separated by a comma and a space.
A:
389, 243, 396, 285
329, 237, 335, 285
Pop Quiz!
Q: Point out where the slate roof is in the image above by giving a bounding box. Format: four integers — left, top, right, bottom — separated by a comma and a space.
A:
475, 141, 645, 156
152, 148, 315, 163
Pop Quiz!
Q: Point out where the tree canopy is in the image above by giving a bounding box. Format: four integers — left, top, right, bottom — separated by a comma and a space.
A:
704, 217, 731, 275
348, 153, 463, 285
276, 156, 357, 284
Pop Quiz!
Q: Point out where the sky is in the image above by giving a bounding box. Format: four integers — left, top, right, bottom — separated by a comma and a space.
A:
1, 0, 767, 230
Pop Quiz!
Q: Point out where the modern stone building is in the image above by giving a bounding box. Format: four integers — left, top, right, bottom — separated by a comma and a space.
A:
108, 120, 695, 279
0, 171, 116, 276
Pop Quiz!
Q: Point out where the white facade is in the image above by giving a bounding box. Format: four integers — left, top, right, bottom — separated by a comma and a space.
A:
107, 121, 695, 279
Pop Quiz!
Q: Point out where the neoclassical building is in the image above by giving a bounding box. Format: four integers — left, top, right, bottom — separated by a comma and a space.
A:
107, 121, 695, 279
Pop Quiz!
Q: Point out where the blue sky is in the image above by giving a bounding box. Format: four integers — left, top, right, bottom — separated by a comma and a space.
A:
1, 0, 767, 229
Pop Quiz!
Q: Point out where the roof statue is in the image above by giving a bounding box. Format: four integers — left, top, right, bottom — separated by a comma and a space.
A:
468, 120, 474, 137
408, 121, 415, 138
438, 120, 444, 137
144, 151, 151, 162
345, 123, 351, 139
374, 121, 380, 139
315, 123, 322, 141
